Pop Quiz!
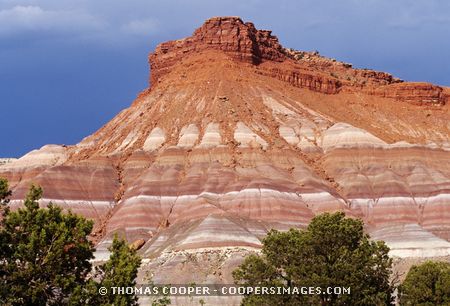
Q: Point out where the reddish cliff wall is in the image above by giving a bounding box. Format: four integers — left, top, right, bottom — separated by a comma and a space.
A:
366, 82, 447, 105
148, 16, 448, 104
149, 16, 287, 86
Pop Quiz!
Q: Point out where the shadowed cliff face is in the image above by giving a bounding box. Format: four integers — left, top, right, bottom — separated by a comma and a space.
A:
1, 16, 450, 283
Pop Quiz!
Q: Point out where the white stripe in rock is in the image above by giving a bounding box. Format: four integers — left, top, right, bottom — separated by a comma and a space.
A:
234, 122, 268, 149
177, 124, 199, 148
143, 127, 166, 151
198, 122, 222, 148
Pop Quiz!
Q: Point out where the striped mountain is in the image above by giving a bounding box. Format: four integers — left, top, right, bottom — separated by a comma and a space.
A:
1, 17, 449, 285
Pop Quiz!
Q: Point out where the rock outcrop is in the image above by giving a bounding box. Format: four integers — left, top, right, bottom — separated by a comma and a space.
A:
366, 82, 448, 105
149, 16, 286, 85
1, 16, 450, 285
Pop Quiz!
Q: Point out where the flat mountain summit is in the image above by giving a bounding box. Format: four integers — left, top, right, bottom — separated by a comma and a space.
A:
1, 16, 449, 283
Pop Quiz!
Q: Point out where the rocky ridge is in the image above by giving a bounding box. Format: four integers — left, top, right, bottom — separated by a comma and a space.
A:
150, 16, 448, 105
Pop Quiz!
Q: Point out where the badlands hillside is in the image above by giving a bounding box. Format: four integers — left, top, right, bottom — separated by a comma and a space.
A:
1, 17, 449, 284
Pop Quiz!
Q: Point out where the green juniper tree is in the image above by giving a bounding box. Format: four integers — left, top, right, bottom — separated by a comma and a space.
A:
233, 212, 395, 306
0, 182, 94, 305
73, 235, 142, 306
0, 178, 142, 306
0, 177, 12, 214
399, 261, 450, 306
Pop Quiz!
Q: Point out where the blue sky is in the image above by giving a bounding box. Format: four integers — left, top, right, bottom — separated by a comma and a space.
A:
1, 0, 450, 157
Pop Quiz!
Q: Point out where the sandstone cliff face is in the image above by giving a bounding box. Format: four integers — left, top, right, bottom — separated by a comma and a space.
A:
149, 17, 286, 86
1, 16, 450, 285
365, 82, 448, 105
256, 67, 342, 94
150, 17, 447, 106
